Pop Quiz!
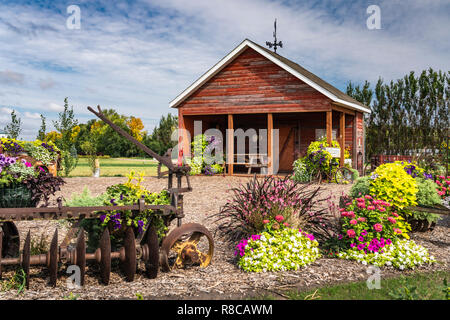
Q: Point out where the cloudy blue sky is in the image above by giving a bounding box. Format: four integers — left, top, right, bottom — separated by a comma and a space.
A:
0, 0, 449, 140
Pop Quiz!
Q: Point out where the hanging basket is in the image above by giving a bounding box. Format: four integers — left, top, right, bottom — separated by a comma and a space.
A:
0, 184, 38, 208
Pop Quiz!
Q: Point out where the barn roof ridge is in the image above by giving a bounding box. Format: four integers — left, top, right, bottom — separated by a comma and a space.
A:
169, 38, 371, 114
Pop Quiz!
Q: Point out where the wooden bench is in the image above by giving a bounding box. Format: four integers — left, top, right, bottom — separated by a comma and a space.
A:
234, 153, 268, 174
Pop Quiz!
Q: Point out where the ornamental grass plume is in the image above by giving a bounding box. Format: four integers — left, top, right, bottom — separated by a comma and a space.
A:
210, 174, 334, 243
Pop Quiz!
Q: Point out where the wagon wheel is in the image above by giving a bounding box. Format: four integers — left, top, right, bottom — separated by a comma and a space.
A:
335, 167, 353, 184
160, 223, 214, 272
309, 169, 322, 184
1, 222, 20, 258
363, 162, 373, 176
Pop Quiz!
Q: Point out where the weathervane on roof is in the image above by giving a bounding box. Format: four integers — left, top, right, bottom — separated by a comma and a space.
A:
266, 18, 283, 53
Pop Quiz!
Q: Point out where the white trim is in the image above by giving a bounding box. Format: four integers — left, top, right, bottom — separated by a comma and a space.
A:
169, 39, 371, 114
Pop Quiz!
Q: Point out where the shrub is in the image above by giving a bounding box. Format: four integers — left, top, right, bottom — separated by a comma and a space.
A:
349, 168, 360, 180
339, 195, 411, 245
65, 186, 107, 207
415, 177, 441, 207
369, 162, 418, 209
350, 176, 371, 199
292, 158, 310, 183
235, 228, 320, 272
213, 175, 333, 243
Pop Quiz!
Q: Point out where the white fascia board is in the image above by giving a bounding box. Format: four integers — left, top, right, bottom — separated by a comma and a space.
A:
170, 39, 371, 114
169, 40, 249, 108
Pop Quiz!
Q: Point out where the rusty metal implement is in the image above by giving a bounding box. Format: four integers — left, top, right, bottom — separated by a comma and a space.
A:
0, 105, 214, 287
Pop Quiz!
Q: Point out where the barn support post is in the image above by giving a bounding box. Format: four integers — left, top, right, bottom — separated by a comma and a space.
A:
227, 114, 234, 175
326, 110, 332, 145
178, 110, 189, 166
340, 112, 345, 166
268, 113, 273, 175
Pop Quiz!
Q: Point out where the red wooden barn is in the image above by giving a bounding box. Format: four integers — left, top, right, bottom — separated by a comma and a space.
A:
170, 39, 371, 175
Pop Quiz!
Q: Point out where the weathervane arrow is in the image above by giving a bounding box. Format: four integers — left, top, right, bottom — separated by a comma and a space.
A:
266, 18, 283, 53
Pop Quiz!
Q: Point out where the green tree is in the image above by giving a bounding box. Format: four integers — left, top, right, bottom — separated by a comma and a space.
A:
53, 97, 79, 176
146, 113, 178, 155
37, 114, 46, 141
347, 69, 449, 161
4, 109, 22, 139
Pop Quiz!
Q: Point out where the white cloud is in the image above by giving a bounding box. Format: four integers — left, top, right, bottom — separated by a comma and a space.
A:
24, 111, 41, 119
44, 102, 64, 112
0, 70, 25, 85
1, 107, 14, 115
39, 77, 55, 90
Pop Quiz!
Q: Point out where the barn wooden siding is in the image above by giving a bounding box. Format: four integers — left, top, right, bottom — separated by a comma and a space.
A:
178, 48, 333, 115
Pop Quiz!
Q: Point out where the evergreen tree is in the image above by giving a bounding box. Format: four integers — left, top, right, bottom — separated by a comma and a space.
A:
37, 114, 46, 141
4, 109, 22, 139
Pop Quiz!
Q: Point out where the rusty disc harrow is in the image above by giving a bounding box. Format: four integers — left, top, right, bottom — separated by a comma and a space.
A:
0, 225, 172, 288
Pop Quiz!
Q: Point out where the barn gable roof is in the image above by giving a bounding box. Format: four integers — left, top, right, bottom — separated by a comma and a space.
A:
170, 39, 371, 114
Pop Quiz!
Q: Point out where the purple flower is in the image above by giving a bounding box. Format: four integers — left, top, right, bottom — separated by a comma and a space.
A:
100, 215, 106, 222
358, 236, 364, 242
361, 230, 368, 236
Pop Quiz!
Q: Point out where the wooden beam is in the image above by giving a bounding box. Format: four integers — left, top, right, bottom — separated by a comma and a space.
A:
326, 110, 332, 145
340, 112, 345, 166
227, 114, 234, 175
332, 103, 356, 116
181, 106, 331, 116
268, 113, 273, 175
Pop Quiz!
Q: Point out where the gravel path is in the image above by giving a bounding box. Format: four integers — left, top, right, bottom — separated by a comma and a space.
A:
1, 176, 448, 300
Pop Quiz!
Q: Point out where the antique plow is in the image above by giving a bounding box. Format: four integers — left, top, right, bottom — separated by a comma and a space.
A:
0, 105, 214, 288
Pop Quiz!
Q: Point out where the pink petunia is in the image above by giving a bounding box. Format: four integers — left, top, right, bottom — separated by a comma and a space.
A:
350, 219, 358, 225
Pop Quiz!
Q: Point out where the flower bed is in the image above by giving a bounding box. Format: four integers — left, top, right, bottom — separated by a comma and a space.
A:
235, 227, 320, 272
66, 171, 170, 251
352, 161, 443, 228
0, 143, 64, 207
338, 239, 436, 270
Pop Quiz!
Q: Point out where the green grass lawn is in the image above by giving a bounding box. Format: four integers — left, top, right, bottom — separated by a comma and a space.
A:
257, 270, 449, 300
69, 158, 167, 177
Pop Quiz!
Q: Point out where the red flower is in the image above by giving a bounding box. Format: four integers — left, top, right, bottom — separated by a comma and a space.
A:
274, 215, 284, 222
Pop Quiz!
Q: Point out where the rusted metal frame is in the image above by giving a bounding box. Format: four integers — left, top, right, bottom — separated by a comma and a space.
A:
0, 203, 177, 222
405, 205, 450, 215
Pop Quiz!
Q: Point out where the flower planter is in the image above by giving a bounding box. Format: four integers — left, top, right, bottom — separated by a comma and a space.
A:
0, 184, 38, 208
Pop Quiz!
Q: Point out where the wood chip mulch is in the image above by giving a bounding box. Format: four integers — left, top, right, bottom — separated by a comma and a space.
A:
1, 176, 448, 300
